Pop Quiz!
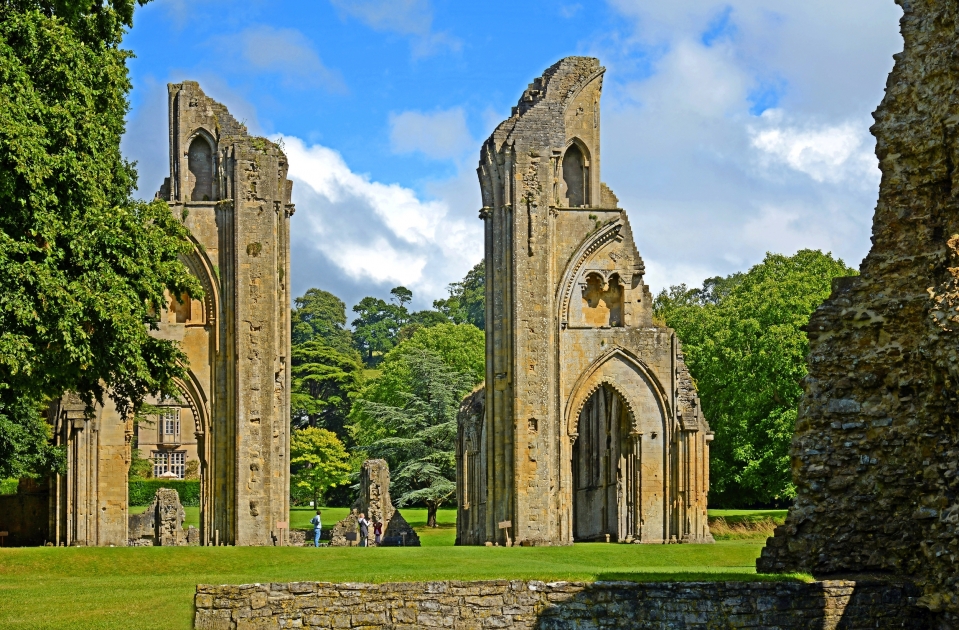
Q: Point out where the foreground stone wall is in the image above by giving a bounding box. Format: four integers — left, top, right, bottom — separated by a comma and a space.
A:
194, 579, 933, 629
757, 0, 959, 619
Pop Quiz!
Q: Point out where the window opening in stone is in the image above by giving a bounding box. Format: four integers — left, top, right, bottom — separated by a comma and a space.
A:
170, 292, 192, 323
581, 273, 624, 327
563, 143, 588, 207
188, 136, 214, 201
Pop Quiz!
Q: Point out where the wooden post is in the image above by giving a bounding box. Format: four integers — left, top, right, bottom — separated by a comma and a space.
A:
498, 520, 512, 547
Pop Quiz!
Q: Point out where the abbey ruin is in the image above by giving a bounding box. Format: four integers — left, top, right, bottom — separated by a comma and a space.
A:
755, 1, 959, 621
456, 57, 713, 547
36, 83, 294, 547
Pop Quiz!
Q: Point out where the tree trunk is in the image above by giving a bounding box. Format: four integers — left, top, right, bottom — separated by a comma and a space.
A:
427, 504, 438, 528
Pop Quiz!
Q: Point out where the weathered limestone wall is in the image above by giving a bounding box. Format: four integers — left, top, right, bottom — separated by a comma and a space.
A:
160, 82, 293, 547
463, 56, 711, 547
757, 0, 959, 619
194, 579, 932, 629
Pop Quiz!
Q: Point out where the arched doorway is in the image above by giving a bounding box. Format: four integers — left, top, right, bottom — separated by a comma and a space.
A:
570, 377, 667, 543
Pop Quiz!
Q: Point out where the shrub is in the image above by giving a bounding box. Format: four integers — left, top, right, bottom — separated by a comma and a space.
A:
129, 480, 200, 506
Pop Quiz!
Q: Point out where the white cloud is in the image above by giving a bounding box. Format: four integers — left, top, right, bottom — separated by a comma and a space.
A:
592, 0, 900, 293
236, 26, 345, 92
279, 135, 482, 305
748, 111, 877, 185
328, 0, 460, 56
389, 108, 473, 160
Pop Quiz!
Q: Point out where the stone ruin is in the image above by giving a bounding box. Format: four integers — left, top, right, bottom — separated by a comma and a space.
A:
329, 459, 420, 547
128, 488, 199, 547
29, 81, 294, 548
457, 57, 712, 547
757, 0, 959, 624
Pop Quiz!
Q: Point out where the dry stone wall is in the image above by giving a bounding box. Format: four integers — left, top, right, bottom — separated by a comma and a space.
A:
194, 579, 931, 629
757, 0, 959, 620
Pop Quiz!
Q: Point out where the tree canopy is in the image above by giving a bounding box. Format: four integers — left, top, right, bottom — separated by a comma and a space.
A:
290, 427, 352, 508
0, 0, 200, 478
291, 288, 355, 354
353, 348, 473, 526
433, 261, 485, 330
655, 249, 856, 507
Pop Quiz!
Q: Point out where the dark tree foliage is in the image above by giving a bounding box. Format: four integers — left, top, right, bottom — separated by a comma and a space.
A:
434, 261, 485, 330
357, 348, 472, 527
290, 340, 363, 441
655, 250, 855, 507
0, 0, 201, 477
291, 288, 354, 354
351, 290, 410, 365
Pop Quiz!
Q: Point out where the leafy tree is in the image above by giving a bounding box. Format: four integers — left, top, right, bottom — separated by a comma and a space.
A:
655, 250, 855, 507
0, 0, 201, 477
354, 349, 472, 526
351, 292, 409, 365
290, 340, 363, 440
128, 448, 153, 479
290, 427, 352, 508
390, 286, 412, 308
434, 261, 485, 330
291, 288, 355, 354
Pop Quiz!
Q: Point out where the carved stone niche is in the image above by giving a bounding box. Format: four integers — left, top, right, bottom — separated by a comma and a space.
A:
580, 271, 625, 327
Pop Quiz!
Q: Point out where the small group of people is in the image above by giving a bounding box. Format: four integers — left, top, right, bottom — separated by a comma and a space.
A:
356, 512, 384, 547
309, 510, 384, 547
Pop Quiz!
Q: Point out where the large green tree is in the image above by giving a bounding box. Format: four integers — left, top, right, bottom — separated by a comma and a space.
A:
291, 288, 354, 354
655, 250, 855, 507
353, 348, 472, 527
290, 427, 352, 508
351, 289, 410, 365
434, 261, 485, 330
0, 0, 201, 478
290, 340, 363, 439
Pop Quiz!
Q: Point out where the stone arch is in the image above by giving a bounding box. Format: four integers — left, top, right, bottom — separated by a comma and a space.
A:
565, 346, 669, 439
187, 131, 216, 201
180, 239, 220, 343
562, 139, 590, 207
556, 219, 624, 326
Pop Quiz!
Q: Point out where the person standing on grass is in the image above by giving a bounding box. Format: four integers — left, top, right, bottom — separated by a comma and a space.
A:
357, 513, 370, 547
373, 521, 383, 546
310, 510, 322, 547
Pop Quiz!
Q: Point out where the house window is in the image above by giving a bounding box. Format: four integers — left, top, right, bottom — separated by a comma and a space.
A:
161, 408, 180, 437
152, 450, 187, 479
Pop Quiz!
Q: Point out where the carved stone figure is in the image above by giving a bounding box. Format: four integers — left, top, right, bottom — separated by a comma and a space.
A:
457, 57, 713, 546
45, 82, 293, 546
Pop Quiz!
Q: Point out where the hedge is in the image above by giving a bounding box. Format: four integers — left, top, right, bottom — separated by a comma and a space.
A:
128, 480, 200, 507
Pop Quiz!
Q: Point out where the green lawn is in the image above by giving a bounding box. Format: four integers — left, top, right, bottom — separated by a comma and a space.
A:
0, 508, 798, 629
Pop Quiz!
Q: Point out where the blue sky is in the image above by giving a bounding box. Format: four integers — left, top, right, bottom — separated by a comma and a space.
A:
121, 0, 904, 312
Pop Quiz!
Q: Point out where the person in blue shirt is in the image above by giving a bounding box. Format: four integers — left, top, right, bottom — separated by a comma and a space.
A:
310, 510, 322, 547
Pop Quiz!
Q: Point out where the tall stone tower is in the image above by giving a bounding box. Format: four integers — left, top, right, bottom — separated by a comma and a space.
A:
47, 82, 293, 546
457, 58, 713, 546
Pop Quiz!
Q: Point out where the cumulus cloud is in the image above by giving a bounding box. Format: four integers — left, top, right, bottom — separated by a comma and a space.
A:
593, 0, 900, 293
389, 108, 474, 160
236, 26, 345, 92
328, 0, 460, 56
279, 136, 482, 308
748, 111, 877, 186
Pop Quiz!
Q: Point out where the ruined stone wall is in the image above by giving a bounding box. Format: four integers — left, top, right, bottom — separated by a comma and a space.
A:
464, 57, 710, 547
162, 82, 293, 547
758, 0, 959, 618
194, 579, 932, 629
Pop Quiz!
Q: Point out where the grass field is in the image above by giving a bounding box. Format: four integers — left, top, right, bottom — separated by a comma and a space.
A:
0, 508, 794, 629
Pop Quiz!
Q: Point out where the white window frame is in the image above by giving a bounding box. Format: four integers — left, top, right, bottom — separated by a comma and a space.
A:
159, 408, 180, 438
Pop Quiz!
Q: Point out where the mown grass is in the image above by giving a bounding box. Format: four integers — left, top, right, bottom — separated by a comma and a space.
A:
0, 508, 798, 629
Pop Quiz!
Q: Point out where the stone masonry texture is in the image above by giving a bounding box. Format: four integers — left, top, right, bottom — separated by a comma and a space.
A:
193, 579, 932, 629
757, 0, 959, 622
34, 81, 294, 547
459, 56, 711, 547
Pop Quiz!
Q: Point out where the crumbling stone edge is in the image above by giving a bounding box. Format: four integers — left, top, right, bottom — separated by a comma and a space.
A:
194, 578, 934, 629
